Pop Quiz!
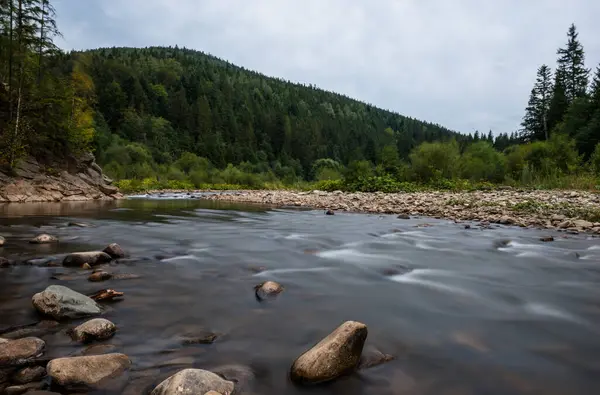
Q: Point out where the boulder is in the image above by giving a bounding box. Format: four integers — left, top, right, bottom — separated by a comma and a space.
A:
0, 338, 45, 368
29, 234, 58, 244
12, 366, 46, 384
151, 369, 234, 395
63, 251, 112, 267
254, 281, 284, 301
103, 243, 126, 259
88, 271, 113, 282
290, 321, 368, 384
99, 184, 119, 195
46, 353, 131, 391
70, 318, 116, 343
5, 381, 45, 394
32, 285, 101, 320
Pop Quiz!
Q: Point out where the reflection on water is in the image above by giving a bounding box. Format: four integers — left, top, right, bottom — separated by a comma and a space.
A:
0, 197, 599, 395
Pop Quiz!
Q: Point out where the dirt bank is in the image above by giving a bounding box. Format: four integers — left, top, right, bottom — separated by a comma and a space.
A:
204, 189, 600, 234
0, 153, 122, 203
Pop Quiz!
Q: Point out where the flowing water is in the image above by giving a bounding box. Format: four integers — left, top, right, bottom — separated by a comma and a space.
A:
0, 195, 599, 394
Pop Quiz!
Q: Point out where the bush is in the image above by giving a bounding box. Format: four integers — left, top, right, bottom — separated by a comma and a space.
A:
410, 140, 460, 182
460, 141, 506, 182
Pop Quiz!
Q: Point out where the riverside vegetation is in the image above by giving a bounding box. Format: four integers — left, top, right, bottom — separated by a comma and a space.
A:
1, 1, 600, 197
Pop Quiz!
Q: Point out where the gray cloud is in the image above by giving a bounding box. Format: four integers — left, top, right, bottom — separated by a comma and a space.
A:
54, 0, 600, 135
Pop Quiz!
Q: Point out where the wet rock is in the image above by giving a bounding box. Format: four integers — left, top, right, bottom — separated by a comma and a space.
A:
32, 285, 101, 320
18, 391, 60, 395
82, 263, 92, 269
5, 381, 45, 395
290, 320, 368, 384
81, 344, 118, 356
358, 346, 395, 370
68, 222, 92, 228
464, 224, 471, 229
103, 243, 126, 259
1, 321, 60, 340
254, 281, 284, 301
499, 216, 515, 225
25, 256, 57, 266
573, 219, 593, 230
47, 353, 131, 391
0, 338, 45, 368
397, 214, 410, 220
62, 251, 112, 267
12, 366, 46, 384
0, 257, 14, 267
89, 289, 124, 302
70, 318, 116, 343
540, 236, 554, 242
112, 273, 142, 280
181, 332, 219, 345
29, 234, 58, 244
325, 209, 335, 216
0, 236, 4, 246
88, 271, 113, 282
211, 365, 254, 393
150, 369, 235, 395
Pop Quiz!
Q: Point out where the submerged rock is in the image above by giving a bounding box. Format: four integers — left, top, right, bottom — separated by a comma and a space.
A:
397, 214, 410, 220
103, 243, 126, 259
62, 251, 112, 267
290, 321, 368, 384
68, 222, 92, 228
540, 236, 554, 242
32, 285, 101, 320
47, 353, 131, 391
89, 289, 124, 302
325, 209, 335, 216
88, 271, 113, 282
70, 318, 116, 343
12, 366, 46, 384
5, 381, 46, 394
0, 338, 45, 368
254, 281, 284, 301
358, 346, 395, 370
29, 234, 58, 244
150, 369, 234, 395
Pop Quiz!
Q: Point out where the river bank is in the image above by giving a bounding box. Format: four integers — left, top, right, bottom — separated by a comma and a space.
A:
201, 189, 600, 234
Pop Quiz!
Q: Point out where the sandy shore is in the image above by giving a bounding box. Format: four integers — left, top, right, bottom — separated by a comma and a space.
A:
203, 189, 600, 234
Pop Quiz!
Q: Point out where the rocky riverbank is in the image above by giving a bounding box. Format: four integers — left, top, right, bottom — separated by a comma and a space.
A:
204, 189, 600, 234
0, 153, 121, 203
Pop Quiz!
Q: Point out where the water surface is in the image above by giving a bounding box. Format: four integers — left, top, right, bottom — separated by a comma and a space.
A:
1, 196, 599, 394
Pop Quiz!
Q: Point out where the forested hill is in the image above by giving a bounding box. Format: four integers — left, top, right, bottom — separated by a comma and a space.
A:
85, 46, 463, 178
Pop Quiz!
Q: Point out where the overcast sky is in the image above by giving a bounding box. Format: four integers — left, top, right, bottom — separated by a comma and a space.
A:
54, 0, 600, 135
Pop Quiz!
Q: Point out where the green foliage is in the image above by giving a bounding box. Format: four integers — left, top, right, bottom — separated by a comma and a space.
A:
409, 140, 460, 182
460, 141, 506, 182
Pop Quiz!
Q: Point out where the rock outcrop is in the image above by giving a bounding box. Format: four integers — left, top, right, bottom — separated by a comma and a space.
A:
290, 320, 368, 384
0, 153, 121, 203
70, 318, 116, 343
46, 353, 131, 391
32, 285, 102, 320
151, 369, 235, 395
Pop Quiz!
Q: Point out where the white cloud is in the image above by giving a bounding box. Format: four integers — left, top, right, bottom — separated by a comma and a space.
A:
54, 0, 600, 135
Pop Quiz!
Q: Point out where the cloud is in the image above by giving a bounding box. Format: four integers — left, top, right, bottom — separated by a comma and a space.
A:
54, 0, 600, 135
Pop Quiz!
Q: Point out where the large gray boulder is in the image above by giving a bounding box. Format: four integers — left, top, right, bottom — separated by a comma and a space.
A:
32, 285, 101, 320
70, 318, 116, 343
46, 353, 130, 391
290, 321, 368, 384
62, 251, 112, 267
151, 369, 235, 395
0, 338, 45, 368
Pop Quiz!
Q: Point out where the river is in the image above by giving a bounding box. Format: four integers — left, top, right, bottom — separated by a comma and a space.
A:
0, 195, 599, 394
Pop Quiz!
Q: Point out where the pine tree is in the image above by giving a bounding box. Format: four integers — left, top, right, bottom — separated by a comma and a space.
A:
547, 68, 569, 133
521, 65, 553, 141
557, 24, 589, 103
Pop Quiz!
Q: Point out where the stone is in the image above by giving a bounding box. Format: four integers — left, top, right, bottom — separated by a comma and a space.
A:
68, 222, 92, 228
573, 219, 593, 230
254, 281, 284, 301
32, 285, 101, 320
103, 243, 126, 259
70, 318, 117, 343
211, 365, 254, 394
290, 321, 368, 384
151, 369, 235, 395
499, 216, 515, 225
325, 209, 335, 216
89, 289, 124, 302
397, 214, 410, 220
204, 392, 222, 395
551, 214, 566, 221
88, 271, 113, 282
5, 381, 45, 395
46, 353, 131, 391
0, 257, 14, 267
12, 366, 46, 384
540, 236, 554, 242
358, 346, 395, 370
0, 338, 45, 368
29, 234, 58, 244
0, 236, 4, 246
62, 251, 112, 267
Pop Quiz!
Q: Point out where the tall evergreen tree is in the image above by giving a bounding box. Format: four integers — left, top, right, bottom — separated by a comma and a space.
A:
557, 24, 589, 103
547, 68, 569, 133
521, 64, 553, 141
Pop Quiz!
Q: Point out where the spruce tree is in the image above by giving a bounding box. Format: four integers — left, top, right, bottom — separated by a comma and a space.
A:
521, 65, 553, 141
557, 24, 589, 103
